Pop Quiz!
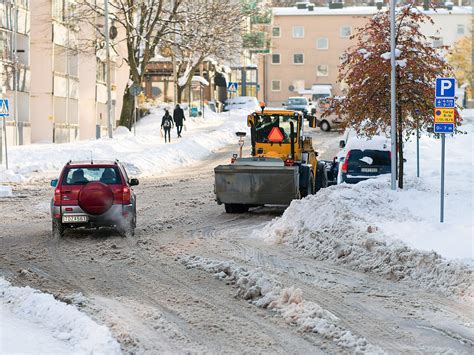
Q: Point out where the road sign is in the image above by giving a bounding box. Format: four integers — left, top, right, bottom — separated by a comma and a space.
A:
435, 98, 455, 108
0, 99, 9, 117
434, 123, 454, 134
434, 108, 455, 123
267, 127, 284, 143
435, 78, 456, 98
128, 83, 142, 96
227, 82, 238, 93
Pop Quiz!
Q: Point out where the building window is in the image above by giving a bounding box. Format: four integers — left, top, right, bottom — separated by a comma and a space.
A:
292, 26, 304, 38
432, 38, 443, 48
96, 58, 106, 82
457, 24, 465, 34
340, 26, 352, 38
271, 80, 281, 91
272, 26, 280, 37
316, 65, 328, 77
316, 38, 329, 50
293, 53, 304, 65
271, 53, 281, 64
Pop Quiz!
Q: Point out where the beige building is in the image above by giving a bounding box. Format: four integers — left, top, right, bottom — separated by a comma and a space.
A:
29, 0, 128, 144
0, 0, 30, 146
264, 3, 472, 105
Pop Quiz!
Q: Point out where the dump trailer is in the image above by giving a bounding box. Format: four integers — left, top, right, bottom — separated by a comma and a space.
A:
214, 106, 327, 213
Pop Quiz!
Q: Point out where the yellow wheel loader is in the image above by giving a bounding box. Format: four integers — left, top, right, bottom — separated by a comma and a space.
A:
214, 105, 327, 213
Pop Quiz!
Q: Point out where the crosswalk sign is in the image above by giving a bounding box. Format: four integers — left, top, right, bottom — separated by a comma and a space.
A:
227, 82, 238, 93
0, 99, 9, 117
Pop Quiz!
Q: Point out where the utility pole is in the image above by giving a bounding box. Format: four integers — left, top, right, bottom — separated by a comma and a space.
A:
104, 0, 113, 138
65, 0, 70, 142
390, 0, 397, 190
11, 0, 18, 145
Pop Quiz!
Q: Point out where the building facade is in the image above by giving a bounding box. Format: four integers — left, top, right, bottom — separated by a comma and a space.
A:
265, 3, 472, 105
0, 0, 30, 146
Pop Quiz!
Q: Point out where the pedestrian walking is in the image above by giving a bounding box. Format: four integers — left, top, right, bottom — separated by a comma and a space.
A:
161, 109, 174, 143
173, 104, 186, 138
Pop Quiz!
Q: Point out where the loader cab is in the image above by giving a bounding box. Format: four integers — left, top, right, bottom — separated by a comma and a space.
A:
248, 110, 303, 160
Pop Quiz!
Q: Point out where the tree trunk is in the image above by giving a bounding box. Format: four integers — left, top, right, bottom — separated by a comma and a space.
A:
397, 111, 404, 189
119, 90, 135, 129
177, 85, 185, 103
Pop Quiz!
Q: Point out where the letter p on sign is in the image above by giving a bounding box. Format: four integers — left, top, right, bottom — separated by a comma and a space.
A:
436, 78, 456, 98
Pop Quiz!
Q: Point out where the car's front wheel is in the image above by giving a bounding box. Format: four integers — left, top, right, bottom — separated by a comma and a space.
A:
320, 120, 331, 132
52, 220, 64, 238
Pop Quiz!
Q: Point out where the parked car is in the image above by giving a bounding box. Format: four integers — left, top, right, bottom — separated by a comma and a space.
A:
337, 135, 391, 184
317, 97, 344, 131
282, 96, 315, 120
50, 160, 139, 238
223, 96, 259, 111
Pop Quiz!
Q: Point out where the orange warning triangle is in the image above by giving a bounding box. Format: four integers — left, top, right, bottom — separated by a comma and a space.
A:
268, 127, 284, 143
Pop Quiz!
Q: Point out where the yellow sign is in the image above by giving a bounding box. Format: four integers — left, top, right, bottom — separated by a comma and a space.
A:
434, 108, 455, 123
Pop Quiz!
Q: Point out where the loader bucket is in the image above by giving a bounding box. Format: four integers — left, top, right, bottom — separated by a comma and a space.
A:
214, 164, 300, 206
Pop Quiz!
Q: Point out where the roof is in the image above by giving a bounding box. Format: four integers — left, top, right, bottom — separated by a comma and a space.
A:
272, 5, 472, 16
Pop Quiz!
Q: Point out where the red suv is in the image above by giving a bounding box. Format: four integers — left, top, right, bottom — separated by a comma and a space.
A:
50, 160, 139, 237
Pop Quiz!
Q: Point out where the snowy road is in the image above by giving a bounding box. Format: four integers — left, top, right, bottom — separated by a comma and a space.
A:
0, 131, 472, 354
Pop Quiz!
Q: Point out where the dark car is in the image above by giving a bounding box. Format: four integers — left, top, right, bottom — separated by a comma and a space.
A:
340, 149, 391, 184
50, 160, 139, 237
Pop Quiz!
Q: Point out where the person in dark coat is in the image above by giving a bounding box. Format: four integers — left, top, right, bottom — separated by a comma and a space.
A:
161, 109, 174, 143
173, 104, 185, 138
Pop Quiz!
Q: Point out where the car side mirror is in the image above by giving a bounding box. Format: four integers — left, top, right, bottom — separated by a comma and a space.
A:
51, 179, 58, 187
339, 140, 346, 148
130, 178, 139, 186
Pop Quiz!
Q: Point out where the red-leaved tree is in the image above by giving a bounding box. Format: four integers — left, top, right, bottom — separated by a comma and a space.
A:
327, 2, 452, 188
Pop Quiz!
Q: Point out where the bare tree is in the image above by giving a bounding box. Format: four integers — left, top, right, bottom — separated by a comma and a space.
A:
78, 0, 182, 128
173, 0, 244, 103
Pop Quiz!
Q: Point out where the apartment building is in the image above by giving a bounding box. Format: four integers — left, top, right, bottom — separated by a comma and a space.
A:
0, 0, 30, 146
29, 0, 127, 144
264, 3, 472, 104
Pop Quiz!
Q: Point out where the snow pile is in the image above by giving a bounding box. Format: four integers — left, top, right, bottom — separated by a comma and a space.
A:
0, 185, 12, 197
262, 112, 474, 298
181, 255, 383, 354
0, 277, 120, 354
0, 107, 249, 183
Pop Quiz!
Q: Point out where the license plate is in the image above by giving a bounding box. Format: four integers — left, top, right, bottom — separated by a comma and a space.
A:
62, 215, 89, 223
361, 168, 378, 173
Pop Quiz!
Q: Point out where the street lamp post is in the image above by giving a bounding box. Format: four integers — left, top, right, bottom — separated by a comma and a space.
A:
390, 0, 397, 190
104, 0, 113, 138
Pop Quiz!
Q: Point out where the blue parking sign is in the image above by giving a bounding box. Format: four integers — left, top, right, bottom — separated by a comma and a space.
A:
435, 78, 456, 98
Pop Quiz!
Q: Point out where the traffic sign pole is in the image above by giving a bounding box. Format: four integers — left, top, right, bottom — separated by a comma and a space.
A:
389, 0, 397, 191
440, 134, 445, 223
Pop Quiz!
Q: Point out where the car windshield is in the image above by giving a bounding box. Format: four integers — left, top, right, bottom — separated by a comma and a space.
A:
63, 167, 122, 185
287, 98, 307, 105
348, 150, 391, 166
254, 114, 298, 144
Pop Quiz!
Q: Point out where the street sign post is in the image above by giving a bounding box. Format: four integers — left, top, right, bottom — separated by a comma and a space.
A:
434, 77, 456, 223
129, 84, 142, 136
0, 98, 9, 169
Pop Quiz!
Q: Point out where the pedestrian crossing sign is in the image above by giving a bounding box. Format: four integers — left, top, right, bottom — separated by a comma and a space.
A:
227, 82, 238, 93
0, 99, 9, 117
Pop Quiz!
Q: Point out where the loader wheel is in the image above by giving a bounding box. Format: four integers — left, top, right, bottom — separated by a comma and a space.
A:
315, 162, 328, 192
225, 204, 249, 213
300, 172, 314, 198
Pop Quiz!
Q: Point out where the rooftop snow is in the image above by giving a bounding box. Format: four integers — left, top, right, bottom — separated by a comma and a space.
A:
272, 6, 472, 16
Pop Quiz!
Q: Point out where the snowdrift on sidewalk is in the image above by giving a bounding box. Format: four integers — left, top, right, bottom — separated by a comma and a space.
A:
0, 107, 248, 183
0, 277, 120, 354
263, 111, 473, 298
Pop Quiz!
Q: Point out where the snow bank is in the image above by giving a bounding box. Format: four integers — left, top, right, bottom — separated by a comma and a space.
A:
0, 107, 248, 183
261, 111, 474, 298
0, 277, 120, 354
180, 255, 383, 354
0, 185, 12, 197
